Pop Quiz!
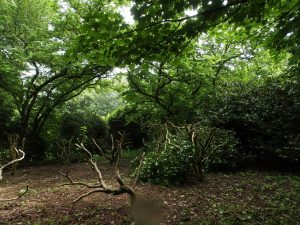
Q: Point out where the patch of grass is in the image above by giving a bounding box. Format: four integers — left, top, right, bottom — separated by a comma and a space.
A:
190, 173, 300, 225
122, 149, 141, 160
92, 149, 140, 162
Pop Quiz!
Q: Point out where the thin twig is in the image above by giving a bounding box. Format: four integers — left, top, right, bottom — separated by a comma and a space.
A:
0, 186, 29, 202
134, 152, 145, 186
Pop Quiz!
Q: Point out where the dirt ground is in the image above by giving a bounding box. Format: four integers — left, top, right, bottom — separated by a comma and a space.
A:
0, 161, 299, 225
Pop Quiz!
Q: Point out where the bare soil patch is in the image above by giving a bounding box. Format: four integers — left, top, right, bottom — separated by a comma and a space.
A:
0, 161, 299, 225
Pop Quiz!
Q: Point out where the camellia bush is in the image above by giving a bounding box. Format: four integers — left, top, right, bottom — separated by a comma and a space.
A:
213, 73, 300, 168
133, 124, 238, 185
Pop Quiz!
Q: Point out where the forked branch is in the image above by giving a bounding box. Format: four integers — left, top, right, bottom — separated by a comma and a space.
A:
60, 142, 136, 208
8, 136, 25, 175
0, 148, 25, 180
92, 131, 127, 164
92, 138, 112, 162
0, 147, 28, 202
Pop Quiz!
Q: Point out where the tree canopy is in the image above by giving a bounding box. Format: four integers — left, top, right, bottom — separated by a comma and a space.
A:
0, 0, 299, 166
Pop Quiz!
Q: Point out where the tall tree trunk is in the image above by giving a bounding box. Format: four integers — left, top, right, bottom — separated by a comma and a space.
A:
194, 161, 204, 182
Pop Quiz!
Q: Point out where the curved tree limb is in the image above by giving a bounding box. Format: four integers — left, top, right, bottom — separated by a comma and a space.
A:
61, 141, 137, 219
0, 148, 25, 180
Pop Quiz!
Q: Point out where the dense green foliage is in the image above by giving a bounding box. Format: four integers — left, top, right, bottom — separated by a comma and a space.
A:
108, 106, 147, 149
0, 0, 299, 180
133, 126, 238, 184
213, 73, 300, 165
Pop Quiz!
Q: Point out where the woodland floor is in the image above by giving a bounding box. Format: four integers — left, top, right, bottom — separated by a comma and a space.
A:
0, 160, 299, 225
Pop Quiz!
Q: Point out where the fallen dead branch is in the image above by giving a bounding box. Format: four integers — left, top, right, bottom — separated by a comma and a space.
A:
0, 186, 29, 202
0, 146, 28, 202
61, 140, 161, 225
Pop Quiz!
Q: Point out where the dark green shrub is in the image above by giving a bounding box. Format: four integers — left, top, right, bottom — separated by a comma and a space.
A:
108, 107, 147, 149
134, 126, 238, 185
43, 110, 108, 162
60, 113, 87, 141
86, 116, 108, 138
0, 147, 9, 165
0, 92, 15, 146
213, 74, 300, 167
134, 142, 193, 185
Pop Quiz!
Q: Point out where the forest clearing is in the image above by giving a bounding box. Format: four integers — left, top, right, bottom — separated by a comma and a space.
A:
1, 0, 300, 224
1, 160, 299, 225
